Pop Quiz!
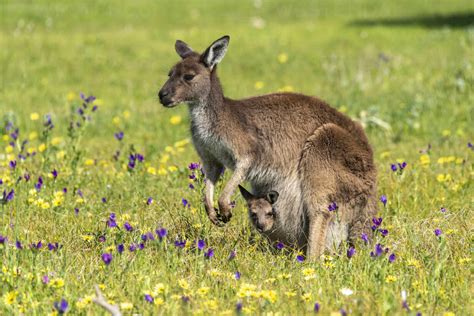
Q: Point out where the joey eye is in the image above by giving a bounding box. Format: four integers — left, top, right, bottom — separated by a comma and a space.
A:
183, 74, 195, 81
266, 213, 274, 218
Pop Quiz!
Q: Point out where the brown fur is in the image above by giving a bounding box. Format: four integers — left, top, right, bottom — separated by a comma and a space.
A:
158, 36, 377, 257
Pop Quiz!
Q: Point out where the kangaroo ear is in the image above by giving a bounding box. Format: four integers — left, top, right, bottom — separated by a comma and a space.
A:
175, 40, 194, 59
266, 191, 279, 205
201, 35, 230, 70
238, 185, 254, 201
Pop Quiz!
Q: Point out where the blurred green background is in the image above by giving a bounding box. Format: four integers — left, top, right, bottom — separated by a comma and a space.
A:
1, 0, 473, 158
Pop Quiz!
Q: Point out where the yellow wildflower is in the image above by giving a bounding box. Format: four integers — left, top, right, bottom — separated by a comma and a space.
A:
51, 137, 63, 146
436, 174, 452, 183
278, 85, 294, 92
174, 139, 189, 147
56, 151, 66, 159
459, 258, 471, 265
82, 235, 93, 242
442, 129, 451, 137
84, 159, 95, 166
158, 167, 167, 176
122, 110, 130, 119
419, 154, 430, 165
5, 146, 13, 154
49, 278, 65, 288
154, 297, 164, 306
3, 291, 18, 305
168, 166, 178, 172
30, 113, 40, 121
301, 292, 312, 302
147, 167, 156, 175
254, 81, 264, 90
285, 291, 297, 298
66, 92, 76, 101
385, 275, 397, 283
277, 53, 288, 63
204, 299, 219, 310
29, 131, 38, 140
197, 287, 210, 296
120, 302, 133, 310
170, 115, 182, 125
260, 290, 277, 303
38, 143, 47, 152
178, 279, 190, 290
443, 312, 455, 316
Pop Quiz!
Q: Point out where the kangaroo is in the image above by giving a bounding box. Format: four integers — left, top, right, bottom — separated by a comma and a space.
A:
158, 35, 377, 257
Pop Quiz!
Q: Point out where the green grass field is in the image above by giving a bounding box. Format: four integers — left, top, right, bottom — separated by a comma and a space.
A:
1, 0, 473, 315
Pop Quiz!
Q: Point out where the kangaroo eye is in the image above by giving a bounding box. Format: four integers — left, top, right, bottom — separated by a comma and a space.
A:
168, 70, 173, 77
266, 213, 274, 218
183, 74, 195, 81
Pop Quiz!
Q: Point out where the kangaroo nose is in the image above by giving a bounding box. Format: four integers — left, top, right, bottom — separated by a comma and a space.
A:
158, 90, 168, 100
256, 223, 264, 231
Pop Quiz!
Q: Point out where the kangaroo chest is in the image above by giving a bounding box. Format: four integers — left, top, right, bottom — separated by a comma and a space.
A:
189, 105, 236, 169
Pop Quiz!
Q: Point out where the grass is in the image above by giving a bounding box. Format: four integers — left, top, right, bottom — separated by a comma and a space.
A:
1, 0, 473, 314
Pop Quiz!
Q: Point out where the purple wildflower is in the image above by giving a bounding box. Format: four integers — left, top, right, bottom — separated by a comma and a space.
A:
182, 198, 189, 207
129, 244, 137, 252
340, 308, 347, 316
314, 302, 320, 313
347, 247, 356, 259
144, 294, 154, 303
468, 142, 473, 149
188, 183, 195, 190
141, 234, 148, 242
389, 253, 396, 263
139, 243, 145, 250
380, 195, 387, 206
205, 248, 214, 259
54, 299, 68, 314
101, 197, 107, 203
197, 239, 206, 250
156, 228, 167, 240
35, 177, 43, 191
236, 301, 243, 313
328, 202, 338, 212
390, 164, 397, 172
74, 208, 79, 215
92, 105, 98, 111
33, 241, 43, 249
15, 240, 23, 249
51, 169, 58, 179
181, 295, 190, 303
228, 250, 236, 260
379, 229, 389, 237
372, 217, 383, 231
117, 244, 124, 254
398, 162, 407, 170
102, 253, 113, 265
124, 222, 133, 232
146, 197, 153, 205
434, 228, 442, 237
440, 207, 446, 213
9, 160, 16, 169
361, 233, 369, 243
0, 235, 6, 244
98, 236, 106, 242
188, 162, 200, 170
174, 240, 186, 248
42, 275, 50, 284
275, 242, 285, 250
1, 189, 15, 203
114, 131, 124, 141
107, 213, 117, 228
48, 243, 59, 251
370, 243, 384, 257
234, 271, 241, 280
146, 231, 155, 241
296, 255, 305, 262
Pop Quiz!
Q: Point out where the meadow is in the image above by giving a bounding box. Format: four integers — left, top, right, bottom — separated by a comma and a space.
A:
1, 0, 473, 315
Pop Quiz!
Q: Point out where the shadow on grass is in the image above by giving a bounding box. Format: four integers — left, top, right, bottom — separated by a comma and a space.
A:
348, 11, 474, 29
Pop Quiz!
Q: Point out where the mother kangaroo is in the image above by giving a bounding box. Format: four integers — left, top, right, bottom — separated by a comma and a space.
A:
158, 36, 377, 257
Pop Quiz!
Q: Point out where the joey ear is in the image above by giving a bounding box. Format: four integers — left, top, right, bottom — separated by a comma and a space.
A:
266, 191, 279, 205
175, 40, 194, 59
238, 185, 254, 201
201, 35, 230, 70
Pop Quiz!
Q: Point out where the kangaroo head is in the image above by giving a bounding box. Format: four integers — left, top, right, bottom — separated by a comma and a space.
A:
238, 185, 279, 233
158, 35, 230, 107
